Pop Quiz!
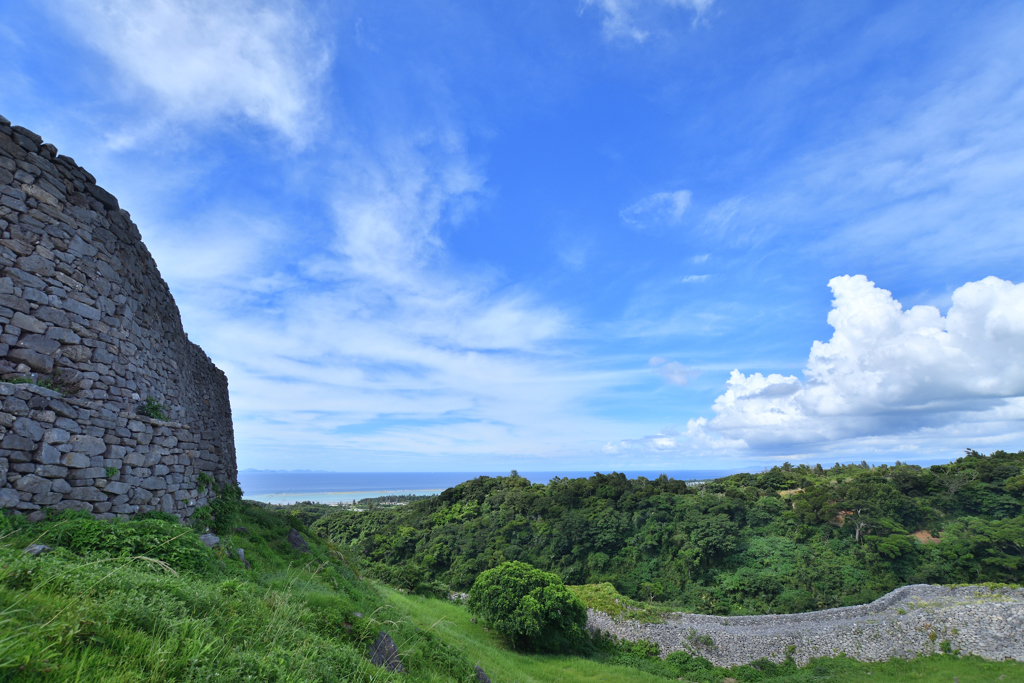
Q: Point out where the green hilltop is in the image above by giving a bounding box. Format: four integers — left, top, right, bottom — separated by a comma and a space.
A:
310, 450, 1024, 614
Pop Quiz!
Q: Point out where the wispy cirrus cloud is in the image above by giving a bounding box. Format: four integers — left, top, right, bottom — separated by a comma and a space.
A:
621, 189, 691, 229
649, 356, 697, 386
581, 0, 714, 43
163, 128, 642, 468
46, 0, 331, 146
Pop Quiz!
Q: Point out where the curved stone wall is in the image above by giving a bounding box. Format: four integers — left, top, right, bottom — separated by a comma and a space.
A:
587, 584, 1024, 666
0, 114, 235, 521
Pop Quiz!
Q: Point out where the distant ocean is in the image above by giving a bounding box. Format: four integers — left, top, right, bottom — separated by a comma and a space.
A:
238, 469, 745, 505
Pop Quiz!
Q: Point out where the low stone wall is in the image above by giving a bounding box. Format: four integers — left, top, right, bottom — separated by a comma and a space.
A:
587, 584, 1024, 666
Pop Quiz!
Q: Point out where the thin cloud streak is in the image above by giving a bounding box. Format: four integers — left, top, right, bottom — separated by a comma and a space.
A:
582, 0, 715, 43
46, 0, 331, 146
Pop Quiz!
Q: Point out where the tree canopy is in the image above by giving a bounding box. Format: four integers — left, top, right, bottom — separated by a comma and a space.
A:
312, 450, 1024, 615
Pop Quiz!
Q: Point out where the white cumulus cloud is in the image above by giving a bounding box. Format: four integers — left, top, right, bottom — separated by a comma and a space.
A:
708, 275, 1024, 449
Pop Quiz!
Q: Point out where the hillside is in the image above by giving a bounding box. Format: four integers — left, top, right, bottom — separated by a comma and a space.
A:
3, 496, 1023, 682
311, 450, 1024, 614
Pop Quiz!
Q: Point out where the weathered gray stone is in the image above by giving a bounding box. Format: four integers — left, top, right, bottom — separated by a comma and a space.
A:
2, 433, 35, 451
60, 345, 92, 362
68, 434, 106, 455
66, 466, 105, 479
35, 464, 68, 478
141, 475, 167, 490
36, 442, 62, 464
13, 473, 51, 494
32, 491, 63, 505
45, 326, 79, 344
0, 487, 20, 508
369, 632, 404, 673
21, 183, 59, 207
154, 435, 178, 448
199, 533, 219, 548
10, 311, 46, 334
24, 544, 52, 556
7, 348, 53, 373
43, 428, 70, 444
66, 486, 106, 502
16, 254, 55, 277
62, 298, 101, 321
13, 417, 44, 441
287, 528, 310, 553
59, 452, 91, 468
17, 334, 60, 355
103, 480, 130, 495
85, 183, 119, 211
68, 235, 98, 258
53, 499, 92, 512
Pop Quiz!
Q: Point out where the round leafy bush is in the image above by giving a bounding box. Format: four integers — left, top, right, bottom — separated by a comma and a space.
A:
467, 560, 587, 652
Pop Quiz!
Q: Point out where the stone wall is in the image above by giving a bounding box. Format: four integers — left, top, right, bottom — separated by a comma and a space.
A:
0, 114, 236, 521
587, 584, 1024, 666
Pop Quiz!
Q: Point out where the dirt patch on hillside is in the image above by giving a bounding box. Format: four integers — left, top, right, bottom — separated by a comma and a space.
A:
912, 530, 942, 544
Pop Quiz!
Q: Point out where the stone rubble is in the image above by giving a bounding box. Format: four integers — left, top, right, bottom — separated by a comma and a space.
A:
587, 584, 1024, 666
0, 114, 236, 521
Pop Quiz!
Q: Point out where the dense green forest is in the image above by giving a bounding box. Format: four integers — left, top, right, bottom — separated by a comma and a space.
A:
310, 450, 1024, 615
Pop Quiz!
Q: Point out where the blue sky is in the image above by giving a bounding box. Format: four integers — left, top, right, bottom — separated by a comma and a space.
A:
2, 0, 1023, 472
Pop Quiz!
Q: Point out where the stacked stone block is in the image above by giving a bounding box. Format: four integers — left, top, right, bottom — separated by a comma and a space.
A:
0, 114, 235, 521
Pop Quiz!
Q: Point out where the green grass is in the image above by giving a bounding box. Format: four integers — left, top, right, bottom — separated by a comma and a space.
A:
1, 504, 1022, 683
567, 582, 666, 623
0, 505, 469, 682
384, 588, 670, 683
378, 588, 1024, 683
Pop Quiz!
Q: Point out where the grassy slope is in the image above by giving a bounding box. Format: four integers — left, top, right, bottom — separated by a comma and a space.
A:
0, 503, 450, 682
1, 502, 1022, 683
386, 588, 1024, 683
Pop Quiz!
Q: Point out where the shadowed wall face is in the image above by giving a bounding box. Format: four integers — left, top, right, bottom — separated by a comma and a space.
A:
0, 114, 235, 521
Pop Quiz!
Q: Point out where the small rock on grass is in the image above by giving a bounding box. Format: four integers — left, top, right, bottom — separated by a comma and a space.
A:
287, 528, 309, 553
24, 544, 52, 556
475, 665, 491, 682
237, 547, 250, 569
199, 533, 220, 548
369, 631, 404, 672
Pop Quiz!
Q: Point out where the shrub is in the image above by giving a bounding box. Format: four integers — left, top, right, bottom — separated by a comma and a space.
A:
467, 560, 587, 653
137, 396, 167, 420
